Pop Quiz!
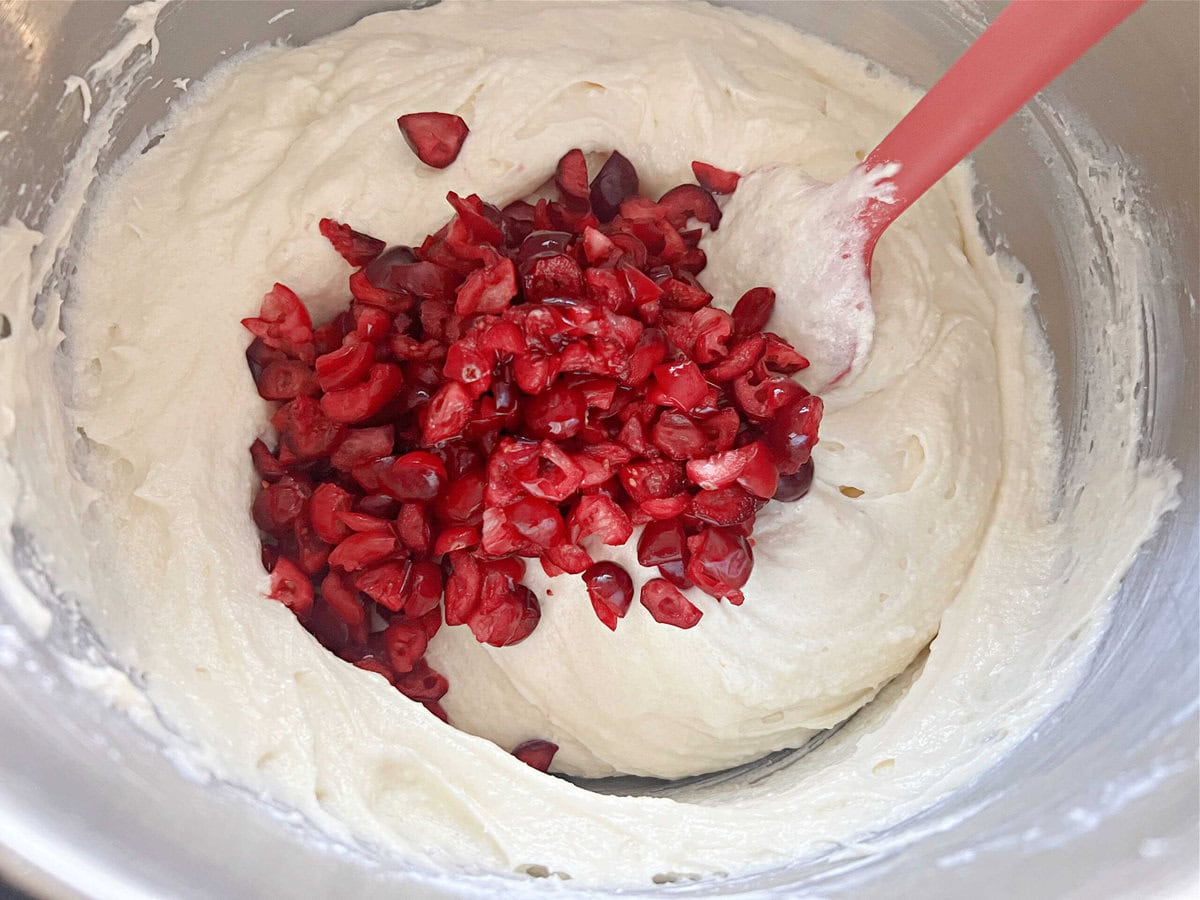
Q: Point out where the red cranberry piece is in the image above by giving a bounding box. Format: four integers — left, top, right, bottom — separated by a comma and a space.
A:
651, 410, 709, 460
281, 396, 345, 460
433, 524, 480, 554
762, 332, 809, 373
582, 561, 634, 631
544, 542, 592, 575
405, 561, 444, 617
657, 559, 692, 589
394, 659, 449, 702
314, 342, 374, 393
397, 112, 469, 169
377, 451, 446, 501
422, 381, 474, 445
686, 440, 776, 498
268, 557, 314, 618
455, 255, 517, 315
249, 438, 286, 482
252, 475, 310, 535
396, 502, 432, 553
685, 527, 753, 604
568, 494, 633, 546
522, 252, 584, 302
436, 467, 486, 525
639, 495, 690, 520
388, 260, 460, 303
355, 560, 412, 612
690, 484, 758, 526
733, 370, 806, 422
657, 183, 722, 230
523, 382, 586, 440
506, 496, 566, 550
444, 550, 482, 626
640, 578, 702, 629
255, 359, 318, 401
690, 160, 741, 195
619, 460, 685, 504
241, 283, 314, 363
688, 307, 734, 365
310, 483, 353, 545
589, 151, 639, 222
382, 619, 428, 673
765, 393, 824, 475
328, 532, 397, 572
704, 334, 766, 383
469, 567, 541, 646
321, 571, 366, 628
650, 360, 708, 411
330, 425, 393, 471
512, 739, 559, 772
731, 287, 775, 336
774, 458, 815, 502
637, 518, 686, 567
320, 363, 403, 424
519, 440, 585, 502
318, 218, 386, 267
555, 148, 591, 208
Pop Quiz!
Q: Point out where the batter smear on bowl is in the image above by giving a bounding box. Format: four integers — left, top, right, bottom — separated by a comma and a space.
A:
244, 142, 823, 746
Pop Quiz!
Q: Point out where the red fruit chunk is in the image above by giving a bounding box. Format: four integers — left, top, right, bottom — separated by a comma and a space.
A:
690, 484, 758, 526
355, 560, 411, 612
651, 410, 709, 460
319, 218, 386, 267
506, 496, 567, 550
762, 332, 809, 374
639, 495, 690, 520
568, 494, 633, 546
685, 527, 753, 604
469, 567, 541, 646
774, 458, 815, 502
731, 287, 776, 336
637, 518, 686, 567
242, 283, 314, 363
320, 363, 403, 424
422, 381, 474, 444
380, 451, 447, 501
688, 307, 734, 365
455, 256, 517, 315
582, 561, 634, 630
396, 503, 432, 553
658, 183, 722, 230
657, 559, 692, 590
765, 393, 824, 475
519, 440, 585, 502
523, 382, 586, 440
405, 561, 445, 617
268, 558, 314, 618
397, 112, 469, 169
687, 441, 777, 498
437, 468, 486, 525
321, 571, 366, 628
433, 524, 480, 554
704, 334, 766, 383
252, 475, 310, 534
620, 460, 685, 504
314, 341, 374, 393
330, 425, 393, 470
394, 659, 449, 702
382, 619, 428, 673
250, 438, 286, 481
444, 550, 482, 625
329, 532, 397, 572
650, 360, 708, 411
512, 739, 558, 772
640, 578, 702, 629
255, 359, 318, 401
555, 148, 591, 208
589, 151, 639, 222
691, 160, 741, 195
282, 396, 344, 460
310, 483, 353, 544
545, 542, 593, 575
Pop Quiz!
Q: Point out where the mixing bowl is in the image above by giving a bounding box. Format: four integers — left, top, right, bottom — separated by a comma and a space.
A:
0, 1, 1196, 897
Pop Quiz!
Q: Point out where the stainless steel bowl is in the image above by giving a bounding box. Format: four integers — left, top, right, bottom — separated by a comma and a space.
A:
0, 2, 1196, 897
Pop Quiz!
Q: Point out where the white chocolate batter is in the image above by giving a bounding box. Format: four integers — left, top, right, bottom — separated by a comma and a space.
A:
0, 0, 1181, 889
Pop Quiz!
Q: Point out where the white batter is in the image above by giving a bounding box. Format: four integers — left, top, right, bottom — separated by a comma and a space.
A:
0, 0, 1181, 889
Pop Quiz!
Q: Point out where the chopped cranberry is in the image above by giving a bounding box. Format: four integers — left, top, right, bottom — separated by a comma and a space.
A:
394, 659, 449, 702
589, 151, 639, 222
330, 425, 393, 470
269, 557, 314, 618
685, 527, 753, 604
523, 382, 586, 440
378, 451, 446, 501
657, 183, 722, 230
320, 363, 403, 424
382, 619, 428, 673
319, 218, 386, 267
255, 359, 318, 401
568, 494, 633, 546
764, 393, 824, 474
512, 739, 558, 772
774, 458, 815, 501
310, 482, 353, 544
281, 395, 344, 460
397, 112, 469, 169
314, 342, 374, 393
242, 284, 314, 363
650, 360, 708, 411
328, 532, 397, 572
640, 578, 702, 629
637, 518, 686, 567
690, 160, 741, 195
690, 484, 758, 526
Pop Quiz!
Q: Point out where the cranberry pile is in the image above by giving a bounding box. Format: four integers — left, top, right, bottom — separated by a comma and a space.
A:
243, 122, 821, 744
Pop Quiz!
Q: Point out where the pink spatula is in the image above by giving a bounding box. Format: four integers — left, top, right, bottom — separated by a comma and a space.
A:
705, 0, 1143, 390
